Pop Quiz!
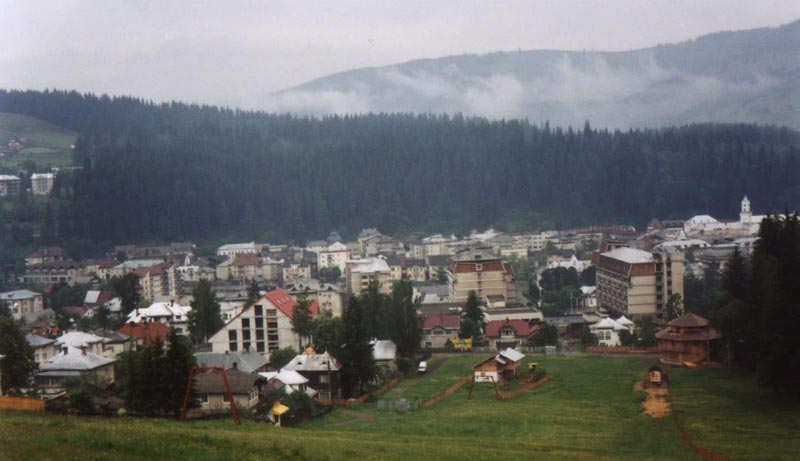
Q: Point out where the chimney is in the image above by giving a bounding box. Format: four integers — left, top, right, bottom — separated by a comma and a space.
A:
80, 346, 87, 356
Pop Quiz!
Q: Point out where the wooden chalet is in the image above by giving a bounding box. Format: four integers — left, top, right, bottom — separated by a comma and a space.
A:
656, 313, 721, 365
473, 348, 525, 383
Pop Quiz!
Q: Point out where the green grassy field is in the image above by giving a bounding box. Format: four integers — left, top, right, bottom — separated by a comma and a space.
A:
0, 112, 76, 169
0, 355, 797, 460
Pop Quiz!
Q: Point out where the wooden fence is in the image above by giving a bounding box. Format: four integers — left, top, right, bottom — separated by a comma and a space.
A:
421, 376, 471, 408
0, 396, 45, 412
498, 375, 552, 400
585, 346, 660, 354
327, 378, 402, 408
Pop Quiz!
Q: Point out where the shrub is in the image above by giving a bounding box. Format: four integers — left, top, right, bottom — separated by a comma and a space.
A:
396, 357, 414, 376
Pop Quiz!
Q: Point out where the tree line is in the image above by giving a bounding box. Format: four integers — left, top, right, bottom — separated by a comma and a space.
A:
1, 89, 799, 259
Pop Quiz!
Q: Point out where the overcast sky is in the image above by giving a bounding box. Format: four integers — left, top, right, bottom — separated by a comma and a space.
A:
2, 0, 799, 109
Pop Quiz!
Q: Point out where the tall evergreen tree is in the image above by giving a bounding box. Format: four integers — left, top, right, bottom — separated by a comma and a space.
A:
291, 296, 314, 350
388, 280, 422, 358
188, 280, 223, 344
161, 329, 197, 418
463, 290, 484, 327
0, 317, 37, 393
112, 273, 141, 315
338, 297, 375, 397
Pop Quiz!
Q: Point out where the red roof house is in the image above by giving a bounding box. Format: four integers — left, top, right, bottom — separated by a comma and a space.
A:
485, 319, 539, 349
120, 322, 171, 346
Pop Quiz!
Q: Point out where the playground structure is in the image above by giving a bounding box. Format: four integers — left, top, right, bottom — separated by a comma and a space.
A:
179, 366, 240, 425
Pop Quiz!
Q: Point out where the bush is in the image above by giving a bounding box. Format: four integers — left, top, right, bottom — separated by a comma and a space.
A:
396, 357, 414, 376
534, 368, 548, 381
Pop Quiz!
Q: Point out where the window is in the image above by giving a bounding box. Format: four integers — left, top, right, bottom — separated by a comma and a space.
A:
242, 330, 251, 341
319, 374, 329, 383
201, 394, 209, 404
223, 394, 230, 403
229, 342, 238, 352
255, 305, 263, 317
228, 330, 237, 341
257, 341, 265, 353
243, 341, 251, 351
255, 318, 263, 329
426, 341, 433, 348
256, 330, 264, 340
242, 318, 250, 328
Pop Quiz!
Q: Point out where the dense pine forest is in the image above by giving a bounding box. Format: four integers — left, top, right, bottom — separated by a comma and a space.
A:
1, 89, 799, 255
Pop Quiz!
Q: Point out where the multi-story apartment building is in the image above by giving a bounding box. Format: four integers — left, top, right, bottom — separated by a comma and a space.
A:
595, 247, 684, 319
134, 263, 180, 302
209, 288, 319, 354
447, 249, 515, 305
317, 242, 350, 273
345, 257, 394, 295
0, 289, 44, 321
0, 175, 22, 197
30, 172, 55, 195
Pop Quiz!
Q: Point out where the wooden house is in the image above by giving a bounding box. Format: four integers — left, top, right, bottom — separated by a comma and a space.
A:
656, 313, 721, 365
473, 348, 525, 383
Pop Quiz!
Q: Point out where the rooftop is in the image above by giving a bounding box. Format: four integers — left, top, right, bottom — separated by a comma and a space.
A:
601, 247, 654, 264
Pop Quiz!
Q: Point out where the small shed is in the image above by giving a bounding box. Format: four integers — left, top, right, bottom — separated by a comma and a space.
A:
473, 348, 525, 383
648, 364, 663, 385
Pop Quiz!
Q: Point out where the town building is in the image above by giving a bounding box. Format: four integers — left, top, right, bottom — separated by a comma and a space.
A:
595, 247, 685, 319
25, 247, 66, 266
127, 301, 192, 335
589, 316, 634, 346
0, 175, 22, 197
36, 347, 116, 397
421, 314, 460, 349
656, 312, 721, 365
22, 259, 80, 287
485, 319, 539, 349
30, 172, 55, 195
447, 248, 515, 305
119, 322, 171, 346
195, 350, 269, 374
281, 350, 342, 400
473, 348, 525, 383
317, 242, 350, 273
208, 288, 320, 354
26, 334, 58, 365
345, 257, 394, 295
684, 196, 767, 236
134, 263, 180, 302
216, 242, 267, 258
0, 289, 44, 321
195, 368, 263, 412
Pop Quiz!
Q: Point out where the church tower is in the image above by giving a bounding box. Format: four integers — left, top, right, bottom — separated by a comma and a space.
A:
740, 196, 752, 224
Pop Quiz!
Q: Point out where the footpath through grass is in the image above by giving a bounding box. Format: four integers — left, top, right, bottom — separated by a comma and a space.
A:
1, 355, 797, 460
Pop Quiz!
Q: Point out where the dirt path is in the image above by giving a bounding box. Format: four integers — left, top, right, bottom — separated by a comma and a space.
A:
634, 381, 671, 418
327, 409, 374, 427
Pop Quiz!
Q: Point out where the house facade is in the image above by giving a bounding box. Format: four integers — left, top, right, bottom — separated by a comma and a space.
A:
421, 314, 460, 349
485, 319, 538, 349
208, 288, 320, 354
656, 312, 721, 365
36, 347, 116, 397
447, 249, 515, 305
1, 289, 44, 321
595, 247, 684, 319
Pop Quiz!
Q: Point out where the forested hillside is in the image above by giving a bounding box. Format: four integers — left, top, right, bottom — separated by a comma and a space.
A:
1, 89, 799, 255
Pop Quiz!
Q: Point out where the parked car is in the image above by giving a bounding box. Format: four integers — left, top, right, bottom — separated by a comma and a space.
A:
417, 361, 427, 374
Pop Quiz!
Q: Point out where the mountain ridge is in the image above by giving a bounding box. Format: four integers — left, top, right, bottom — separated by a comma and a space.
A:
269, 20, 800, 129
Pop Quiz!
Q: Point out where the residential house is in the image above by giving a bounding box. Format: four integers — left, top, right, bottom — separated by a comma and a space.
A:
36, 347, 116, 397
127, 301, 192, 335
284, 279, 344, 317
589, 317, 633, 347
402, 258, 428, 282
114, 242, 195, 260
409, 234, 458, 259
26, 334, 58, 365
414, 285, 451, 305
656, 313, 721, 365
208, 288, 320, 354
55, 331, 124, 358
83, 290, 115, 309
473, 348, 525, 383
421, 314, 460, 349
25, 247, 66, 266
359, 234, 396, 257
196, 368, 263, 411
485, 319, 539, 349
259, 369, 313, 397
281, 260, 311, 282
119, 322, 171, 346
195, 351, 269, 374
0, 289, 44, 321
281, 351, 342, 400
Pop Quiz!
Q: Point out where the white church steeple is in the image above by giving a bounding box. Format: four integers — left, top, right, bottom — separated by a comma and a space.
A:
740, 196, 752, 224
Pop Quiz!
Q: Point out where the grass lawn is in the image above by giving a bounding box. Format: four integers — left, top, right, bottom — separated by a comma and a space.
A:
0, 112, 76, 170
1, 355, 797, 460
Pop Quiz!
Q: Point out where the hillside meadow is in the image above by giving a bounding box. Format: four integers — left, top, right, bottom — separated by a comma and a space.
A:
1, 355, 797, 460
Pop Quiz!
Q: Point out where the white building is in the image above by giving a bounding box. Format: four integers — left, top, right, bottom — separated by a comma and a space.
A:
345, 257, 394, 295
589, 316, 634, 346
31, 172, 55, 195
208, 289, 319, 354
216, 242, 265, 258
127, 301, 192, 335
684, 196, 767, 236
317, 242, 350, 273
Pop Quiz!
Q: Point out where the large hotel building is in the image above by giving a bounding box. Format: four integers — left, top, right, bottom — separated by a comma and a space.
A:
595, 246, 684, 319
